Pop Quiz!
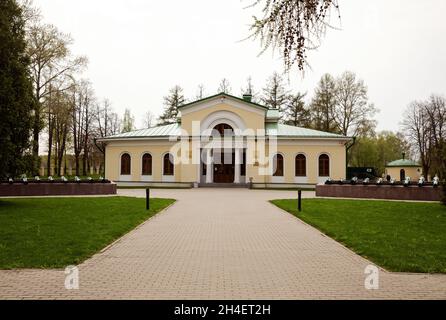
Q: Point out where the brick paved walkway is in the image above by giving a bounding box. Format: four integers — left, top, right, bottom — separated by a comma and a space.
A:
0, 188, 445, 299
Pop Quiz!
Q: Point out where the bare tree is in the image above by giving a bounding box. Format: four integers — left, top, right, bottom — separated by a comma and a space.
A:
52, 91, 71, 176
70, 80, 95, 176
403, 101, 432, 180
26, 21, 86, 171
80, 82, 95, 176
332, 71, 377, 137
142, 110, 155, 128
218, 78, 232, 94
18, 0, 40, 24
196, 84, 205, 100
424, 95, 446, 181
247, 0, 340, 71
94, 99, 121, 156
403, 95, 446, 202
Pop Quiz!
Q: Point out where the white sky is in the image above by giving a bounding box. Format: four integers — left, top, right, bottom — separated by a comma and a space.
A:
34, 0, 446, 132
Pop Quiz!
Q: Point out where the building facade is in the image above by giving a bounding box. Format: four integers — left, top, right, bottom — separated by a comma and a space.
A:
99, 93, 352, 187
385, 156, 422, 182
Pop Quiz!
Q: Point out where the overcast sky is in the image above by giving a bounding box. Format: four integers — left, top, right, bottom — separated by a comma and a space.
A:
34, 0, 446, 132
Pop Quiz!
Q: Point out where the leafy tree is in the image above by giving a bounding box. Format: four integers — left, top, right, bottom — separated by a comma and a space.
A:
0, 0, 35, 177
283, 92, 311, 127
121, 109, 135, 133
349, 131, 409, 175
247, 0, 340, 71
158, 85, 185, 125
309, 73, 337, 133
261, 72, 289, 120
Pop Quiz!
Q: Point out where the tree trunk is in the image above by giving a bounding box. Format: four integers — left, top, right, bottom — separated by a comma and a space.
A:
422, 164, 429, 181
47, 125, 52, 177
32, 110, 40, 175
57, 126, 68, 176
74, 153, 80, 176
46, 107, 53, 177
82, 151, 87, 176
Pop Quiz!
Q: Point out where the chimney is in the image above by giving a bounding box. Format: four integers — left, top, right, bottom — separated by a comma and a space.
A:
242, 94, 252, 102
402, 152, 406, 160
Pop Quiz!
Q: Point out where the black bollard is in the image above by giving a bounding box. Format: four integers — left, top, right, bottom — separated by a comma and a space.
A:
298, 190, 302, 212
146, 188, 150, 210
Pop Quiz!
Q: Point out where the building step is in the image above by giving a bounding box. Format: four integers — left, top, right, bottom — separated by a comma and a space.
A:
198, 183, 249, 188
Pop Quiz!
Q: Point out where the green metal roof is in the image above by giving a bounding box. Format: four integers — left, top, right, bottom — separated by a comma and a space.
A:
386, 159, 420, 167
101, 91, 351, 141
103, 123, 180, 139
266, 123, 348, 138
178, 92, 268, 110
102, 122, 349, 140
266, 109, 280, 119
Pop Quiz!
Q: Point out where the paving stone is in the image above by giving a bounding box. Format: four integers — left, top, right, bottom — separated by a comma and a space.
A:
0, 189, 445, 299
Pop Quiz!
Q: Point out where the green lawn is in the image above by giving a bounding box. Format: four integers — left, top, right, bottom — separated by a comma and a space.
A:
0, 197, 175, 269
271, 198, 446, 273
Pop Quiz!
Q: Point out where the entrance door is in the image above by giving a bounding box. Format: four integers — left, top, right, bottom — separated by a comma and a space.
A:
400, 169, 405, 181
213, 149, 235, 183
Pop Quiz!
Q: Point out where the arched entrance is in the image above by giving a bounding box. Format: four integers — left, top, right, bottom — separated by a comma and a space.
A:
200, 111, 246, 184
400, 169, 406, 181
212, 124, 235, 183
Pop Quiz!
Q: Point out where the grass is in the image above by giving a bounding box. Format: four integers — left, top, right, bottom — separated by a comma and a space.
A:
0, 196, 175, 269
270, 198, 446, 273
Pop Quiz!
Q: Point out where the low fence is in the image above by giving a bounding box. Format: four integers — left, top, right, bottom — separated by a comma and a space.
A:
250, 182, 315, 190
316, 184, 442, 201
0, 180, 117, 197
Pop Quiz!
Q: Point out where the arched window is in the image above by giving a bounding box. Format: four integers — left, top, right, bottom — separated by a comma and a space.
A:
273, 154, 284, 176
142, 153, 152, 175
213, 123, 233, 136
295, 154, 306, 177
120, 153, 131, 175
318, 154, 330, 177
163, 153, 174, 176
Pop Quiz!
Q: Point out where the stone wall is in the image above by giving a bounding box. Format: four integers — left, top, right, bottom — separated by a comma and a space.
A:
0, 182, 117, 197
316, 184, 442, 201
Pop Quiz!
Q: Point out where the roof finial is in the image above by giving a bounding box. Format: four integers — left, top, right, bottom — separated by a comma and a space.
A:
402, 152, 406, 160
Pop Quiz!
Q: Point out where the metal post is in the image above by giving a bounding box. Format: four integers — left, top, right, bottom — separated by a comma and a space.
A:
298, 190, 302, 212
146, 188, 150, 210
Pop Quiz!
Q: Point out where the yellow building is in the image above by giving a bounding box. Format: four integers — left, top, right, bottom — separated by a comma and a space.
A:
98, 93, 352, 187
385, 154, 422, 181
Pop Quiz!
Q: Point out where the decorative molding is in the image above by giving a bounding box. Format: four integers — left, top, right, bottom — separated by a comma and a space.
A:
180, 97, 266, 117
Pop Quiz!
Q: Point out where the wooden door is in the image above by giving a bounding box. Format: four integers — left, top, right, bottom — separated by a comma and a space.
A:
213, 149, 235, 183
